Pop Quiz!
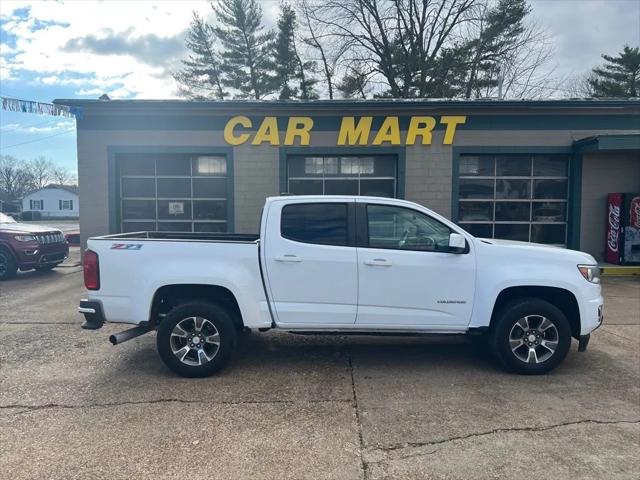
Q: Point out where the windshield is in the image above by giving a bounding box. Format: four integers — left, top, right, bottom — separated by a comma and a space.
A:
0, 212, 17, 223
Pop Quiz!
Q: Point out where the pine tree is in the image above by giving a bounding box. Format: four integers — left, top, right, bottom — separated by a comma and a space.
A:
212, 0, 275, 99
295, 43, 319, 99
338, 66, 369, 99
274, 4, 299, 99
274, 4, 319, 100
173, 12, 226, 99
588, 46, 640, 97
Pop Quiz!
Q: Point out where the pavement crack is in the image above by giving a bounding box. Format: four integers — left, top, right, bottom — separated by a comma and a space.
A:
599, 328, 637, 342
0, 397, 352, 415
366, 418, 640, 462
348, 349, 368, 480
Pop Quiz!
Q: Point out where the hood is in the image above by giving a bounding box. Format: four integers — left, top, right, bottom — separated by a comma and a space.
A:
0, 222, 62, 234
477, 238, 597, 264
478, 238, 561, 249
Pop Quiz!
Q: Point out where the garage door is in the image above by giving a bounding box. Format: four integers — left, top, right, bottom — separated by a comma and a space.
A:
117, 153, 230, 233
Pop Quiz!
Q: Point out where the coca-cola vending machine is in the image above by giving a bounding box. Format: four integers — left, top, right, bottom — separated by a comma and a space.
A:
605, 193, 640, 265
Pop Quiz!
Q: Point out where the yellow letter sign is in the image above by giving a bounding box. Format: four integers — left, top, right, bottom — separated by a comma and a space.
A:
284, 117, 314, 145
372, 116, 401, 145
223, 116, 252, 145
337, 117, 372, 145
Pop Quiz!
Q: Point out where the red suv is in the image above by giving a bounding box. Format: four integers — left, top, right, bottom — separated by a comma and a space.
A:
0, 212, 69, 280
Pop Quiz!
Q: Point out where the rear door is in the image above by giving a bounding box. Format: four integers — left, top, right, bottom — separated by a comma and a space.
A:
263, 199, 358, 325
356, 200, 475, 327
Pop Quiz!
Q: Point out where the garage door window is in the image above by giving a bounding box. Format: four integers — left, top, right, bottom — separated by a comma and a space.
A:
287, 155, 397, 198
118, 153, 229, 233
457, 154, 569, 245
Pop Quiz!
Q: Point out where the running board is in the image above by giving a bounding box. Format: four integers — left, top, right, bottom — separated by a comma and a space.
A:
287, 330, 467, 336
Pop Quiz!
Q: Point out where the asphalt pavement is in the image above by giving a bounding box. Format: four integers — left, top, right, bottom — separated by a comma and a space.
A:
0, 261, 638, 479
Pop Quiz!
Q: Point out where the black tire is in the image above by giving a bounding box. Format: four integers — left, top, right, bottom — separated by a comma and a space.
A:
0, 247, 18, 280
35, 264, 58, 272
157, 301, 238, 377
489, 298, 571, 375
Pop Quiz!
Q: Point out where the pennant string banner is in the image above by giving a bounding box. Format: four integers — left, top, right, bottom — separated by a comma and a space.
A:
1, 96, 80, 118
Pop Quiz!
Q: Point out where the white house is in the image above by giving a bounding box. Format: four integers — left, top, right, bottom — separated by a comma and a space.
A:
22, 185, 79, 218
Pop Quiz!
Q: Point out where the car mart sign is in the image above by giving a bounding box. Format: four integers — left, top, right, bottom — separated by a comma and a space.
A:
223, 115, 466, 146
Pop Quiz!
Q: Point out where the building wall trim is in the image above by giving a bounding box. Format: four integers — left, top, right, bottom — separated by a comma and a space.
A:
78, 114, 639, 132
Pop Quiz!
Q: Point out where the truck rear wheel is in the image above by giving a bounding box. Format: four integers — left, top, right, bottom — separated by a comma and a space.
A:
0, 247, 17, 280
489, 298, 571, 375
157, 301, 238, 377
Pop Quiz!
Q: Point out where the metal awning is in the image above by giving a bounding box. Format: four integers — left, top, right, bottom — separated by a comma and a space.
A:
573, 134, 640, 152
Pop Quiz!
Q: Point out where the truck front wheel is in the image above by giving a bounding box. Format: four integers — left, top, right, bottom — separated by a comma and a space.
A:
490, 298, 572, 375
157, 301, 238, 377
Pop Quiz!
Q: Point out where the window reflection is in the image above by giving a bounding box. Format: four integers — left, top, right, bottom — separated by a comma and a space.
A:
457, 154, 569, 245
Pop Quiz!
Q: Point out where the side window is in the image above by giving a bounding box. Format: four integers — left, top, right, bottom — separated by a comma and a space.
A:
281, 203, 349, 246
367, 204, 451, 251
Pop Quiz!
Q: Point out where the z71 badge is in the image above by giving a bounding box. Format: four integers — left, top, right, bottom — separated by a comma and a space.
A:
111, 243, 143, 250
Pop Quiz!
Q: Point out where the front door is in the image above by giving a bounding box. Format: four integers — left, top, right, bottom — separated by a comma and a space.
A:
356, 201, 475, 327
264, 200, 358, 325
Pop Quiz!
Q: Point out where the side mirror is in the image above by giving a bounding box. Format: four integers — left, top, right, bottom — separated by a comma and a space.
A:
448, 233, 467, 253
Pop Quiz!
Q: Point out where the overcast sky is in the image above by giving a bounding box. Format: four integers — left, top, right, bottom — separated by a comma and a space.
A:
0, 0, 638, 171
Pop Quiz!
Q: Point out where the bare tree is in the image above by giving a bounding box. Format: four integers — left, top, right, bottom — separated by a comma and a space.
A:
27, 156, 55, 190
296, 0, 349, 99
473, 18, 558, 99
308, 0, 478, 97
51, 166, 75, 186
564, 73, 596, 98
0, 156, 34, 200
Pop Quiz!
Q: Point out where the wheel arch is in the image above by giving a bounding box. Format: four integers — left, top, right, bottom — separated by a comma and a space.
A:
149, 284, 244, 330
0, 242, 17, 259
490, 286, 581, 339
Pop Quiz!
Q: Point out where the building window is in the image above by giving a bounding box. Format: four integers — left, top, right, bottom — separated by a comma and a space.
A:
59, 200, 73, 210
30, 200, 43, 210
118, 153, 229, 233
457, 154, 569, 246
287, 155, 397, 198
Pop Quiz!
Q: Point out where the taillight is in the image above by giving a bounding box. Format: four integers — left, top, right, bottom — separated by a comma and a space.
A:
84, 249, 100, 290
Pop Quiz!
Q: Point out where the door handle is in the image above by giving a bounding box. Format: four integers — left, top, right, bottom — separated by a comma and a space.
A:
274, 254, 303, 263
364, 258, 392, 267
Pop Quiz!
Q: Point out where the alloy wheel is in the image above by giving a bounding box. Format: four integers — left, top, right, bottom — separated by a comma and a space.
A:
508, 315, 559, 364
170, 316, 221, 366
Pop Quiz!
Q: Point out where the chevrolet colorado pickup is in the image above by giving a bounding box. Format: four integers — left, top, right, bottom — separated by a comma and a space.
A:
0, 212, 69, 280
80, 196, 603, 377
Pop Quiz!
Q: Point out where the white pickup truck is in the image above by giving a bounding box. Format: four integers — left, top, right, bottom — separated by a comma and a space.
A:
80, 196, 603, 377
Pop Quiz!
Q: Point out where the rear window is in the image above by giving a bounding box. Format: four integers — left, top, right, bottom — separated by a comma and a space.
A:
281, 203, 348, 246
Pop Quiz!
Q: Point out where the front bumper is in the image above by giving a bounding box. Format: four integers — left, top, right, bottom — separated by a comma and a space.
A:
16, 242, 69, 268
79, 299, 106, 330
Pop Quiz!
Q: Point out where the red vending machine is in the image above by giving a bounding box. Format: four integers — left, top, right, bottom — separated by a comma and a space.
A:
605, 193, 640, 265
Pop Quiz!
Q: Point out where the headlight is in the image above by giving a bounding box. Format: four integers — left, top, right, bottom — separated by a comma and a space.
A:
14, 235, 37, 242
578, 265, 600, 284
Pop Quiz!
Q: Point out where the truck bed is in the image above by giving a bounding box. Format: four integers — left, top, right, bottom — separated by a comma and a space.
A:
96, 231, 260, 243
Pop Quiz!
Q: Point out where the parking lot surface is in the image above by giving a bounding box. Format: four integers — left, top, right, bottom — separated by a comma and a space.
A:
0, 264, 638, 479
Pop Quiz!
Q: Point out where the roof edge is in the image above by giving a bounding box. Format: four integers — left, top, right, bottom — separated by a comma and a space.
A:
53, 98, 640, 111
